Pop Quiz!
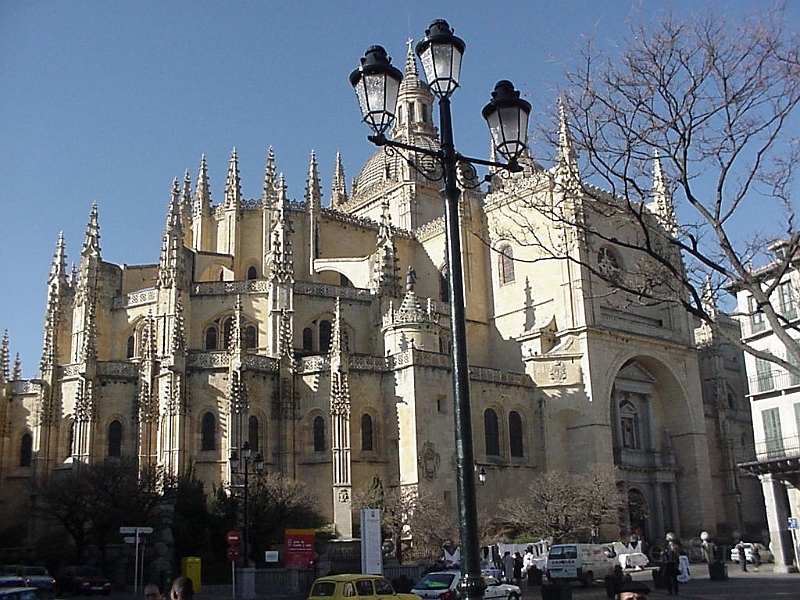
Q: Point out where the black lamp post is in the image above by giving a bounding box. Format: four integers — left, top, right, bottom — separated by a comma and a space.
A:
229, 441, 265, 567
351, 19, 530, 600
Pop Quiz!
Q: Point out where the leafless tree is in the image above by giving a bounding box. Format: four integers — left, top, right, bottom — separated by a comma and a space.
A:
354, 476, 458, 563
493, 468, 626, 543
495, 4, 800, 373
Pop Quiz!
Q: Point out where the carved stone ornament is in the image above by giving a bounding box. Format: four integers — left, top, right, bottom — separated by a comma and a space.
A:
418, 441, 441, 481
549, 361, 567, 383
338, 488, 350, 503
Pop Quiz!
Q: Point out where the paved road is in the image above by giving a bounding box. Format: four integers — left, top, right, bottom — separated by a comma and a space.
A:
108, 563, 799, 600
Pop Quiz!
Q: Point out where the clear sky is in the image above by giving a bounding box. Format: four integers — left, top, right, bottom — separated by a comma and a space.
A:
1, 0, 797, 377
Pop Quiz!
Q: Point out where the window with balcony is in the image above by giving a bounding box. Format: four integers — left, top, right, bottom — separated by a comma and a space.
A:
762, 407, 785, 459
756, 358, 775, 392
749, 296, 766, 333
779, 281, 797, 321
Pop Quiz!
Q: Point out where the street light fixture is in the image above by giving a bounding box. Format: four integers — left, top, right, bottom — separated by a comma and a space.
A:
351, 19, 530, 600
229, 441, 265, 567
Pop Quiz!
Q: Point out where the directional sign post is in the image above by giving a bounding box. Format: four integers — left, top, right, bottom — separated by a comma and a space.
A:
121, 527, 154, 593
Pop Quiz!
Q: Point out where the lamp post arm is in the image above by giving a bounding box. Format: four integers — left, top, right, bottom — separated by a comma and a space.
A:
367, 135, 522, 174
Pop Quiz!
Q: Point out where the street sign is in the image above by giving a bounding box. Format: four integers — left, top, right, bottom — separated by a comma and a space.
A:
789, 517, 799, 530
120, 526, 154, 534
124, 537, 138, 544
226, 530, 241, 546
226, 547, 241, 562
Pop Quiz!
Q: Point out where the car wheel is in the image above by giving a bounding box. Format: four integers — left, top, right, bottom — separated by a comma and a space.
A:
508, 593, 519, 600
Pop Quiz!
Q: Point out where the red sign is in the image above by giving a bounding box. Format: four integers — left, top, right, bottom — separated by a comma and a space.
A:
226, 547, 241, 562
226, 530, 241, 546
284, 529, 315, 568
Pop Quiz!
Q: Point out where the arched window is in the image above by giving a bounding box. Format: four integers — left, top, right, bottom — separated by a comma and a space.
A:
248, 415, 259, 453
247, 266, 258, 280
619, 400, 641, 449
499, 244, 515, 285
245, 325, 257, 349
67, 421, 75, 458
108, 420, 122, 457
303, 327, 314, 352
20, 433, 33, 467
223, 317, 233, 349
361, 414, 374, 452
509, 411, 524, 458
126, 335, 136, 358
484, 408, 500, 456
319, 320, 332, 353
440, 270, 450, 302
204, 325, 218, 350
201, 412, 216, 451
313, 416, 326, 452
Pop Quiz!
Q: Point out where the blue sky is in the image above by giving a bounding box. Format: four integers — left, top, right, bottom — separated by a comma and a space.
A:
1, 0, 797, 377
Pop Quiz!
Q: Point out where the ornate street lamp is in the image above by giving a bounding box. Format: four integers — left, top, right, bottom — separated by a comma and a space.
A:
351, 19, 530, 600
230, 441, 265, 567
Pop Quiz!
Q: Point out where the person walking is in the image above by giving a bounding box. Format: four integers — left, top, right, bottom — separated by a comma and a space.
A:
501, 551, 514, 583
661, 546, 679, 595
736, 541, 748, 572
752, 545, 761, 572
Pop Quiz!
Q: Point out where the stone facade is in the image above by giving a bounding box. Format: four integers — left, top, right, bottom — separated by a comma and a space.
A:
0, 46, 763, 548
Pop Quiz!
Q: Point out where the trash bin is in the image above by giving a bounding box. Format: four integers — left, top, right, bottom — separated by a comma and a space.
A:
528, 567, 543, 586
540, 581, 572, 600
708, 561, 728, 581
181, 557, 201, 593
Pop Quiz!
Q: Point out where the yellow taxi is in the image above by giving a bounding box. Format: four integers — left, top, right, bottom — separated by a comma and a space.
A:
308, 574, 422, 600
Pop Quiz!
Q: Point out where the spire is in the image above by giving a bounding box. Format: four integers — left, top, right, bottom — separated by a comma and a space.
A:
170, 294, 187, 354
650, 149, 678, 238
230, 294, 244, 356
329, 297, 350, 416
331, 297, 344, 356
224, 147, 241, 209
41, 232, 69, 376
81, 202, 102, 260
305, 150, 322, 211
157, 179, 187, 289
181, 170, 192, 230
392, 38, 437, 143
262, 146, 278, 208
12, 353, 21, 381
76, 204, 101, 306
371, 198, 400, 296
331, 152, 348, 206
555, 99, 580, 187
701, 276, 718, 320
0, 330, 9, 383
267, 174, 295, 283
193, 155, 212, 217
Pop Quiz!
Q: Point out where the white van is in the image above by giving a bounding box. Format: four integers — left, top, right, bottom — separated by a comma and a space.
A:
546, 543, 616, 586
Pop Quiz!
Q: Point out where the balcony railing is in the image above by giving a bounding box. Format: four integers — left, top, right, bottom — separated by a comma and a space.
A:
748, 369, 800, 395
754, 433, 800, 462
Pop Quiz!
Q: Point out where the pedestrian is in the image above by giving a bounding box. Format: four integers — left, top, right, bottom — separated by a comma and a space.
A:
677, 552, 690, 583
660, 546, 679, 595
170, 576, 194, 600
501, 551, 514, 583
615, 580, 650, 600
512, 552, 523, 585
144, 583, 164, 600
752, 544, 760, 571
736, 541, 747, 572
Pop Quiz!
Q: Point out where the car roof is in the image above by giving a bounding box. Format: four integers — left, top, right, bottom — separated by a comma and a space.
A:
314, 574, 389, 582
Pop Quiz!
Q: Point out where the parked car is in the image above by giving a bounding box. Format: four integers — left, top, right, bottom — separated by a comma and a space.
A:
0, 588, 51, 600
0, 567, 25, 589
56, 567, 111, 596
411, 571, 521, 600
308, 574, 420, 600
730, 543, 774, 564
19, 568, 55, 593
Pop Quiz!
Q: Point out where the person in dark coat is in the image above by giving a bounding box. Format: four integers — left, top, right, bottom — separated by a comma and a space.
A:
661, 546, 680, 595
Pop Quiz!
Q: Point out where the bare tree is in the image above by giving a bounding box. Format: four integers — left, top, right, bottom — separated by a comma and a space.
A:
354, 476, 458, 563
494, 468, 626, 543
495, 4, 800, 373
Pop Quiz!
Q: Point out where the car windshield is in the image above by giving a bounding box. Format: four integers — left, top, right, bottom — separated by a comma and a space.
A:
22, 569, 47, 576
1, 568, 18, 576
414, 574, 456, 590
